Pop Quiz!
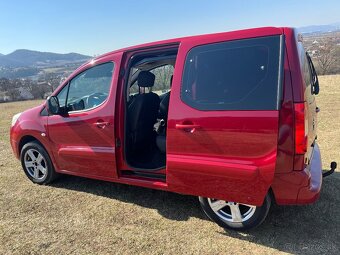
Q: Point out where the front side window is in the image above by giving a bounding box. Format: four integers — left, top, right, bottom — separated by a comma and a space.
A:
181, 35, 283, 110
56, 83, 68, 107
58, 62, 114, 112
302, 53, 314, 102
306, 53, 319, 95
302, 53, 312, 89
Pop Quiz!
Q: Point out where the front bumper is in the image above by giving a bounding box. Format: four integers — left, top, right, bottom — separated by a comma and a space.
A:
10, 126, 20, 159
10, 139, 19, 159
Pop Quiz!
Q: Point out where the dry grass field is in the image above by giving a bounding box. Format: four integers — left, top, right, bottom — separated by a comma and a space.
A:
1, 75, 340, 255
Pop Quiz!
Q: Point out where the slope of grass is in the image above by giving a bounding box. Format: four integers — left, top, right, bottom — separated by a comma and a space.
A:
0, 76, 339, 254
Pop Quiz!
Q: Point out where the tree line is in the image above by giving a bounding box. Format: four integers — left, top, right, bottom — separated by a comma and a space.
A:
306, 36, 340, 75
0, 42, 339, 103
0, 74, 61, 103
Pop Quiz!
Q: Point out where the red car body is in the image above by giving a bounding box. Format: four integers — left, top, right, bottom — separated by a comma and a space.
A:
10, 27, 323, 208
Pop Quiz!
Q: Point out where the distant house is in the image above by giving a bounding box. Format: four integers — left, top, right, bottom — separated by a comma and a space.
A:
0, 87, 33, 102
0, 92, 11, 102
37, 81, 53, 99
44, 91, 52, 99
17, 87, 34, 100
307, 49, 318, 57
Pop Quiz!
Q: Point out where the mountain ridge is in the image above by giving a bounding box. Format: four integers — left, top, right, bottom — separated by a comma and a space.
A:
1, 21, 339, 67
0, 49, 91, 68
297, 22, 340, 34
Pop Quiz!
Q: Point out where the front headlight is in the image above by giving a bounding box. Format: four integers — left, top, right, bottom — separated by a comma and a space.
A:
11, 112, 22, 127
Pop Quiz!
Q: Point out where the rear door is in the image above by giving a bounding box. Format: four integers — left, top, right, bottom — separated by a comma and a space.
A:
167, 31, 284, 206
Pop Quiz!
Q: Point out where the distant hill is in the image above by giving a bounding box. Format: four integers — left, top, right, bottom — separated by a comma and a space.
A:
0, 49, 91, 67
298, 22, 340, 34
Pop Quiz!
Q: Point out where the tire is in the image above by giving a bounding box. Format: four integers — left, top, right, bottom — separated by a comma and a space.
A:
20, 141, 58, 184
199, 194, 271, 231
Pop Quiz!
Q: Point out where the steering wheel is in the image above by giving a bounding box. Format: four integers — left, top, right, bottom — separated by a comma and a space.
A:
86, 92, 107, 108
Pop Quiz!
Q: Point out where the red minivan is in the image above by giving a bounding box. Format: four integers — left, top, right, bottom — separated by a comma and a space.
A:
10, 27, 336, 230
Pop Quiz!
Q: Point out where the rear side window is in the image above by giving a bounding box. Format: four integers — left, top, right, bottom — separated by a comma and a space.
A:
181, 35, 283, 110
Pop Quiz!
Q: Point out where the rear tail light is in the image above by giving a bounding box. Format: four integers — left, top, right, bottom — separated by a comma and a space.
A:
294, 102, 308, 154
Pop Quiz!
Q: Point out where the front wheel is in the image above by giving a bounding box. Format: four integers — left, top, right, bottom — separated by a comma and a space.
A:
20, 141, 58, 185
199, 194, 271, 231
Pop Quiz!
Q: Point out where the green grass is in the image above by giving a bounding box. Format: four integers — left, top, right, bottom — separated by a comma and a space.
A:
0, 76, 340, 254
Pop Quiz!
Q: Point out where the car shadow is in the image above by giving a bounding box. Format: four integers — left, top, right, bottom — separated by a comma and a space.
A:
220, 171, 340, 254
50, 174, 205, 221
50, 170, 340, 254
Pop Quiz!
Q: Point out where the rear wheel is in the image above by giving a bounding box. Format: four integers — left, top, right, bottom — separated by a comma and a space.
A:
20, 141, 58, 184
199, 194, 271, 230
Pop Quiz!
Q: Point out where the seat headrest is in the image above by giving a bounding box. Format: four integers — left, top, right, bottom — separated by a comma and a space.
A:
138, 71, 155, 87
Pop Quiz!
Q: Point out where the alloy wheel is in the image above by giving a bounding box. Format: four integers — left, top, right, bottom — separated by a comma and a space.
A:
207, 198, 256, 223
23, 149, 48, 180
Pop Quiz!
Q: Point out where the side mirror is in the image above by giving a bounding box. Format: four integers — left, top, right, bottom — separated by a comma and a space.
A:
46, 96, 60, 115
313, 80, 320, 95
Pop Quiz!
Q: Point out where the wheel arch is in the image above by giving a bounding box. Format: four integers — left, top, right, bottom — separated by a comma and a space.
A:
19, 135, 59, 184
268, 186, 277, 205
18, 135, 44, 157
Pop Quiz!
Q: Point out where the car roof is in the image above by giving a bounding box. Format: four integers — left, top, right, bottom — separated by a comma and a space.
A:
73, 26, 290, 73
56, 26, 293, 95
96, 26, 288, 59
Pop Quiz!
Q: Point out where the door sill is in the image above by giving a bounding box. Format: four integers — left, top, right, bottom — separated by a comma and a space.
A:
121, 170, 166, 181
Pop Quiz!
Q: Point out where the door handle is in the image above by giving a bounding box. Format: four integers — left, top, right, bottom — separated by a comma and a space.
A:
94, 120, 110, 129
176, 123, 200, 133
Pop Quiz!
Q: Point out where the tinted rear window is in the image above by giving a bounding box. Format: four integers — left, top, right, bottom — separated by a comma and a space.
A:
181, 35, 283, 110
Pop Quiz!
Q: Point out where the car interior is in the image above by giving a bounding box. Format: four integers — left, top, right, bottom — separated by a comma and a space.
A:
125, 48, 178, 170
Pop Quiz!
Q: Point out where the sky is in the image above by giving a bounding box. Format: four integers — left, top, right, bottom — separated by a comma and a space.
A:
0, 0, 339, 56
